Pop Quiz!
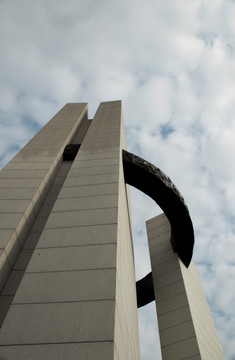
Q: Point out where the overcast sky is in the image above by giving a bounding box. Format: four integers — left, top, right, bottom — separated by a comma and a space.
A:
1, 0, 235, 359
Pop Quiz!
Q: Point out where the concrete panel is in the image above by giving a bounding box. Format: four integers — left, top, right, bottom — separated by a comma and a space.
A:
10, 156, 57, 163
76, 150, 119, 160
26, 244, 116, 273
0, 296, 14, 326
15, 216, 30, 247
68, 165, 119, 177
45, 208, 118, 229
0, 300, 115, 345
37, 224, 117, 248
155, 280, 186, 302
0, 178, 42, 188
161, 337, 200, 360
0, 230, 17, 249
53, 194, 118, 212
151, 258, 180, 276
0, 213, 24, 229
23, 232, 41, 250
158, 306, 193, 331
71, 158, 119, 169
4, 162, 52, 170
160, 320, 197, 347
0, 188, 37, 200
59, 183, 118, 198
153, 267, 183, 290
3, 231, 21, 267
148, 229, 171, 244
149, 238, 174, 257
157, 292, 189, 316
0, 169, 50, 179
147, 223, 171, 238
37, 204, 54, 218
64, 173, 119, 187
30, 217, 48, 232
13, 250, 33, 270
0, 342, 114, 360
0, 250, 11, 291
1, 270, 24, 295
13, 269, 116, 304
151, 248, 177, 266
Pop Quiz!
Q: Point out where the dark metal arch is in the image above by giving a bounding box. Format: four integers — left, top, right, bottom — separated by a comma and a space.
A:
122, 150, 194, 307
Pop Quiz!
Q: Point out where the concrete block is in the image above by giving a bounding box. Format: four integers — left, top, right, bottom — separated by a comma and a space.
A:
0, 213, 24, 229
4, 231, 20, 267
10, 156, 57, 163
148, 229, 171, 244
59, 183, 118, 199
13, 269, 116, 304
15, 216, 30, 247
23, 232, 41, 250
0, 178, 42, 188
2, 270, 24, 295
0, 230, 16, 249
0, 199, 30, 216
4, 162, 52, 170
0, 250, 11, 291
158, 306, 192, 331
151, 258, 180, 277
31, 190, 43, 216
72, 157, 119, 169
151, 248, 177, 267
153, 268, 183, 290
68, 165, 119, 177
53, 176, 68, 185
161, 337, 200, 360
155, 280, 186, 302
0, 188, 37, 200
45, 208, 118, 229
147, 223, 171, 238
64, 173, 119, 187
157, 292, 189, 316
37, 224, 117, 248
0, 169, 49, 179
149, 239, 173, 257
26, 244, 116, 273
24, 201, 36, 229
0, 300, 115, 345
0, 341, 114, 360
53, 194, 118, 212
30, 217, 48, 232
37, 204, 54, 218
13, 250, 33, 270
0, 295, 14, 327
76, 150, 119, 160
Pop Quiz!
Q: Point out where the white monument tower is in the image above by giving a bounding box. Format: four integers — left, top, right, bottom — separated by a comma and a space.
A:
0, 101, 225, 359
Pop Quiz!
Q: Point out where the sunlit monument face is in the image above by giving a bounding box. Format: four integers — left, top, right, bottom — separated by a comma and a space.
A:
0, 101, 225, 360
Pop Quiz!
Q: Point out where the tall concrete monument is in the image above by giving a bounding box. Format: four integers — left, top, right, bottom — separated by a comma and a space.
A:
0, 101, 225, 359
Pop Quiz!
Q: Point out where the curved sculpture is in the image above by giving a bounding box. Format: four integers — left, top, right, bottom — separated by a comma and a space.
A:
122, 150, 195, 307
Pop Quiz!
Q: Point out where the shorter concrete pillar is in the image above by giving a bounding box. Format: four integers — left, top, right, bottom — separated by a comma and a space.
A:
147, 213, 225, 360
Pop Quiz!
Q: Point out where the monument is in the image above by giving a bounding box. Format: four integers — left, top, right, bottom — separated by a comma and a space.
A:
0, 101, 225, 359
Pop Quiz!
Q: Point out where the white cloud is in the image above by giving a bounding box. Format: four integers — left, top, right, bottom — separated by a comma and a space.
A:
0, 0, 235, 358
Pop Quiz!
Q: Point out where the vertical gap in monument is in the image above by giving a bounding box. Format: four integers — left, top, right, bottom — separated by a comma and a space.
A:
0, 118, 91, 327
130, 187, 162, 359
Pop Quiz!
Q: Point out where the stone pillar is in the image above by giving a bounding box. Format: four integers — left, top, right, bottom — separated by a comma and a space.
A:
147, 213, 225, 360
0, 101, 140, 360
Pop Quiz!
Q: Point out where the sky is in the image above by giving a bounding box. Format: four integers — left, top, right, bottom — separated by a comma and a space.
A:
0, 0, 235, 358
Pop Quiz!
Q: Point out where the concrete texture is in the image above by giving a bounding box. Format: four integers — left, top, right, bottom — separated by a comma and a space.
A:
0, 342, 114, 360
147, 213, 225, 360
0, 101, 140, 360
0, 103, 88, 299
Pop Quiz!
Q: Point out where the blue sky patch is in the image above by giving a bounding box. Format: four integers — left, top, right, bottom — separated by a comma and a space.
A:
160, 123, 174, 139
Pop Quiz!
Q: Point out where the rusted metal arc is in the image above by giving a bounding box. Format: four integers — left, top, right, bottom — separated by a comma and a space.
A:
122, 150, 195, 307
